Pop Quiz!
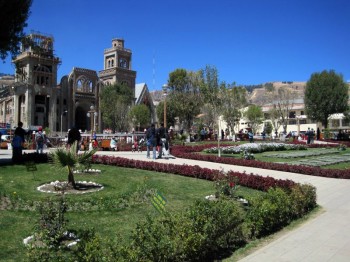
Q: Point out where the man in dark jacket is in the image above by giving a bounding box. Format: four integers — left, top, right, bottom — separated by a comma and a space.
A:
67, 126, 81, 152
12, 121, 27, 163
146, 123, 157, 159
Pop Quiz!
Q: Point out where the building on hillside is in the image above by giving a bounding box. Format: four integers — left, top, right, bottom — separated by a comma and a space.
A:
0, 33, 155, 134
224, 81, 350, 139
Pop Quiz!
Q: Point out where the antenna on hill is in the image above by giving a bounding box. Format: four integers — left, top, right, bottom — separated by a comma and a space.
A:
152, 50, 156, 90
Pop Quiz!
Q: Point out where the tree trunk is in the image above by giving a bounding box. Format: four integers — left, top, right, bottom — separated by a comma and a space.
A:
323, 116, 328, 129
67, 166, 76, 189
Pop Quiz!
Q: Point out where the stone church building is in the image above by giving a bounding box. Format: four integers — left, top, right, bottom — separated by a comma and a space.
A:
0, 32, 155, 134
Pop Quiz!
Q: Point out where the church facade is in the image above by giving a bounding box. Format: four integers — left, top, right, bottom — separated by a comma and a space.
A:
0, 32, 154, 134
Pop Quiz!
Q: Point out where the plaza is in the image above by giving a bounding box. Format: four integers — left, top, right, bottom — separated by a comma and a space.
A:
1, 145, 350, 261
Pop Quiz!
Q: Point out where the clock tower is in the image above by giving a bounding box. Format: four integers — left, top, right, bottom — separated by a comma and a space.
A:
99, 38, 136, 96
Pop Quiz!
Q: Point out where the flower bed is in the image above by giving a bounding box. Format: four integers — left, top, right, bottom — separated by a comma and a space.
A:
205, 143, 306, 154
92, 155, 296, 192
171, 144, 350, 179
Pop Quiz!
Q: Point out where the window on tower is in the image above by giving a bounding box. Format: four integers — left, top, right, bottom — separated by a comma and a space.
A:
119, 58, 128, 68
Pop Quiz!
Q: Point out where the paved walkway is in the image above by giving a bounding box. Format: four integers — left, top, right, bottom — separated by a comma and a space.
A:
1, 148, 350, 261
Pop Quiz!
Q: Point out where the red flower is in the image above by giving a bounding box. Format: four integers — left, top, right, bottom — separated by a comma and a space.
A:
229, 182, 235, 188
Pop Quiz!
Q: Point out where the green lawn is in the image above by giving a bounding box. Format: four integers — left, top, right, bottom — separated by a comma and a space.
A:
207, 147, 350, 169
0, 163, 261, 261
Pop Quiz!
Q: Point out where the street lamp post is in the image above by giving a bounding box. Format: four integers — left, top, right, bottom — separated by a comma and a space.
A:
162, 84, 168, 128
60, 110, 68, 138
87, 105, 98, 135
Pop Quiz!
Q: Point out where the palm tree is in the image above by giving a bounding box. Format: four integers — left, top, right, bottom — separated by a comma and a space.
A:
50, 141, 96, 189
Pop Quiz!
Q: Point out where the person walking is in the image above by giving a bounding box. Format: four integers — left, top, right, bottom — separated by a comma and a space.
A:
317, 127, 321, 140
12, 121, 27, 163
67, 126, 81, 152
306, 127, 311, 144
248, 130, 254, 143
156, 123, 166, 159
35, 127, 45, 154
146, 123, 157, 159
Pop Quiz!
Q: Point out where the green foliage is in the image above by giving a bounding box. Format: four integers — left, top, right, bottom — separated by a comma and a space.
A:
246, 185, 317, 238
289, 184, 317, 218
167, 69, 203, 130
222, 86, 248, 133
73, 229, 116, 262
35, 196, 68, 247
0, 0, 32, 60
156, 100, 177, 128
214, 174, 239, 198
241, 150, 255, 160
128, 104, 151, 130
126, 199, 247, 261
50, 141, 96, 187
100, 83, 134, 132
244, 105, 263, 133
264, 121, 273, 135
246, 188, 292, 237
305, 70, 349, 128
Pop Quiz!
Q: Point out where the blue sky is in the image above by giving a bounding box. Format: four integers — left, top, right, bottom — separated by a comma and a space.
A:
1, 0, 350, 90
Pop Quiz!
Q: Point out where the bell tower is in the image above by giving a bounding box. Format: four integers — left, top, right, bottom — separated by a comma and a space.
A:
98, 38, 136, 94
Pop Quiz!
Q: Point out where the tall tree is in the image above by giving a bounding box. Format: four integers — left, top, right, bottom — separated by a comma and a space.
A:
156, 100, 177, 128
305, 70, 349, 128
264, 84, 297, 134
0, 0, 32, 60
167, 69, 203, 131
128, 104, 151, 131
100, 83, 134, 132
199, 65, 224, 130
244, 104, 264, 134
222, 85, 248, 135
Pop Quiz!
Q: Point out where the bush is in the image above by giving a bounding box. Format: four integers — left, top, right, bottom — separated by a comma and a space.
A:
246, 188, 292, 238
125, 199, 247, 261
289, 184, 317, 218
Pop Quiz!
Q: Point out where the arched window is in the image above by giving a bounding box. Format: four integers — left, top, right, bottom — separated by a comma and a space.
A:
77, 79, 83, 91
111, 59, 114, 67
108, 60, 111, 68
89, 81, 93, 93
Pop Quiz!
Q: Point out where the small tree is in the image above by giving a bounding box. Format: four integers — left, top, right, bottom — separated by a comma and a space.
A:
50, 142, 96, 189
128, 104, 151, 131
222, 85, 247, 135
264, 85, 297, 134
244, 105, 263, 134
100, 83, 134, 132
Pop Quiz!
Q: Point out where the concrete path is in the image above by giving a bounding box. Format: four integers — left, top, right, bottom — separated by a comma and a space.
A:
1, 148, 350, 261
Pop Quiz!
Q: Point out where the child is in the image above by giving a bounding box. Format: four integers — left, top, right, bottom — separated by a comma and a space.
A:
92, 139, 99, 149
132, 140, 138, 152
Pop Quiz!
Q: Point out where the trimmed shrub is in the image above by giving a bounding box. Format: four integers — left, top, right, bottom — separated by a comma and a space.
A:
125, 199, 247, 261
246, 188, 292, 238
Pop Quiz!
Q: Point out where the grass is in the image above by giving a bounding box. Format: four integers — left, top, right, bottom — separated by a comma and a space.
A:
0, 162, 262, 261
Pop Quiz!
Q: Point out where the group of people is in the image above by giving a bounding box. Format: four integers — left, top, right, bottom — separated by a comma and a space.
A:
145, 123, 169, 159
11, 122, 49, 163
